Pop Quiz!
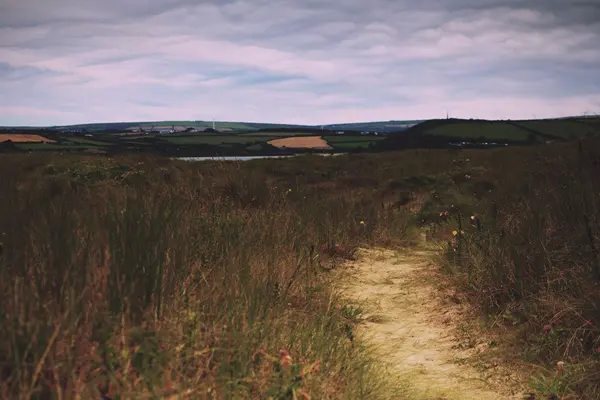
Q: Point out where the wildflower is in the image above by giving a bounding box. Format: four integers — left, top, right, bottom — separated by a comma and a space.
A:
452, 230, 458, 236
557, 361, 564, 372
280, 349, 293, 368
543, 324, 552, 334
301, 360, 321, 377
470, 215, 477, 221
360, 220, 365, 225
297, 389, 312, 399
465, 174, 471, 179
460, 230, 465, 236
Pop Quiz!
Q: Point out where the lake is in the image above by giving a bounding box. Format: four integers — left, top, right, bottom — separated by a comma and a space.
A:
177, 153, 345, 162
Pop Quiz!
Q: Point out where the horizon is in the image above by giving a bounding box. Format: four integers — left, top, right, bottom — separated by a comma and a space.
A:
1, 1, 600, 126
1, 114, 599, 129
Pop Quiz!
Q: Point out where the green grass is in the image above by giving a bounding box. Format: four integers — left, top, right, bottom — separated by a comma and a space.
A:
424, 122, 530, 141
323, 136, 385, 150
159, 134, 274, 145
239, 131, 320, 137
515, 120, 598, 139
65, 137, 112, 146
323, 136, 385, 143
16, 143, 93, 150
137, 121, 256, 130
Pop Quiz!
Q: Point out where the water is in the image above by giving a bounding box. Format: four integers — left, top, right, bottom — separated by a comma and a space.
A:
176, 153, 345, 162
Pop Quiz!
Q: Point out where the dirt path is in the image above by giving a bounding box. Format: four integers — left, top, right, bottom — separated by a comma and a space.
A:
337, 246, 527, 400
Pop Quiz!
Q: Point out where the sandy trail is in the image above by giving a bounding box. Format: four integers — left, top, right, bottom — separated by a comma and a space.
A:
337, 246, 525, 400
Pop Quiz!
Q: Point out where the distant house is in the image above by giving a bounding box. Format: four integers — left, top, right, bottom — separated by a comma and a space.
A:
336, 131, 345, 135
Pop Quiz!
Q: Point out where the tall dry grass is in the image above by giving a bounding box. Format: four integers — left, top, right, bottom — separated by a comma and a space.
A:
432, 139, 600, 399
0, 153, 415, 399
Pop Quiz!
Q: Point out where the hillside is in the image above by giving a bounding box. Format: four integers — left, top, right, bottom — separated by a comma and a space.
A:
0, 119, 423, 134
380, 117, 600, 150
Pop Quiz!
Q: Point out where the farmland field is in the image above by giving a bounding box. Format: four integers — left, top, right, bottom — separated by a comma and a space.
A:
424, 122, 530, 141
323, 135, 385, 149
137, 121, 256, 130
16, 143, 91, 150
66, 137, 112, 146
514, 119, 598, 139
0, 134, 55, 143
268, 136, 331, 149
158, 134, 274, 145
239, 131, 319, 137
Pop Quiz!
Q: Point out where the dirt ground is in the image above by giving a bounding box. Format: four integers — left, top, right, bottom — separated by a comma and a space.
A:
337, 246, 531, 400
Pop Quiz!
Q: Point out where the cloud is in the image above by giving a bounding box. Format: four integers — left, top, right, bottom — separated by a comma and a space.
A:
1, 0, 599, 125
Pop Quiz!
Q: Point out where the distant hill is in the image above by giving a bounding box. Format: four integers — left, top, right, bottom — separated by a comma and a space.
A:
0, 119, 425, 133
379, 117, 600, 150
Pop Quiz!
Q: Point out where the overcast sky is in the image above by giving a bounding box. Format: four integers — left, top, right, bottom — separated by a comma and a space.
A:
1, 0, 599, 125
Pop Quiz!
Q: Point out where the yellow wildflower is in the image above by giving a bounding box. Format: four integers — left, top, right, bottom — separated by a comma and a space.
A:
452, 230, 458, 236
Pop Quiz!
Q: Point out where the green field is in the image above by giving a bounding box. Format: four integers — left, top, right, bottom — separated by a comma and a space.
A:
66, 137, 112, 146
16, 143, 93, 150
514, 120, 598, 139
159, 134, 275, 145
238, 131, 319, 137
323, 135, 385, 149
137, 121, 256, 130
424, 122, 530, 141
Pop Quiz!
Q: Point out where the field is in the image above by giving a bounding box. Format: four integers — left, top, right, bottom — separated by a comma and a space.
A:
239, 131, 319, 137
0, 134, 55, 143
514, 120, 597, 139
2, 137, 600, 398
157, 134, 275, 146
16, 143, 90, 150
268, 136, 332, 149
424, 122, 531, 141
323, 135, 385, 150
395, 118, 600, 144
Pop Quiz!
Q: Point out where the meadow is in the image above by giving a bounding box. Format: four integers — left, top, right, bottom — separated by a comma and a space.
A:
1, 134, 600, 398
0, 152, 416, 399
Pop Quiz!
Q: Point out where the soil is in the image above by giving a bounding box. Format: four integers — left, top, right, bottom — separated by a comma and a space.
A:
337, 246, 530, 400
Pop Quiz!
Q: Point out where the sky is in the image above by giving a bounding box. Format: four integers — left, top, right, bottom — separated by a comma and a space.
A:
1, 0, 600, 126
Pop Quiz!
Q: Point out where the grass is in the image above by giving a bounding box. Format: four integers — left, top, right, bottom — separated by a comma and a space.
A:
3, 136, 600, 398
66, 137, 112, 146
0, 153, 416, 399
159, 135, 274, 145
424, 122, 531, 141
16, 143, 93, 151
136, 121, 256, 130
514, 120, 597, 139
416, 140, 600, 399
323, 136, 385, 150
323, 136, 385, 143
238, 132, 319, 137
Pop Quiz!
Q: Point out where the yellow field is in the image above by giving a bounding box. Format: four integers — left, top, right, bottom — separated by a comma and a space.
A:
0, 134, 55, 143
268, 136, 331, 149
